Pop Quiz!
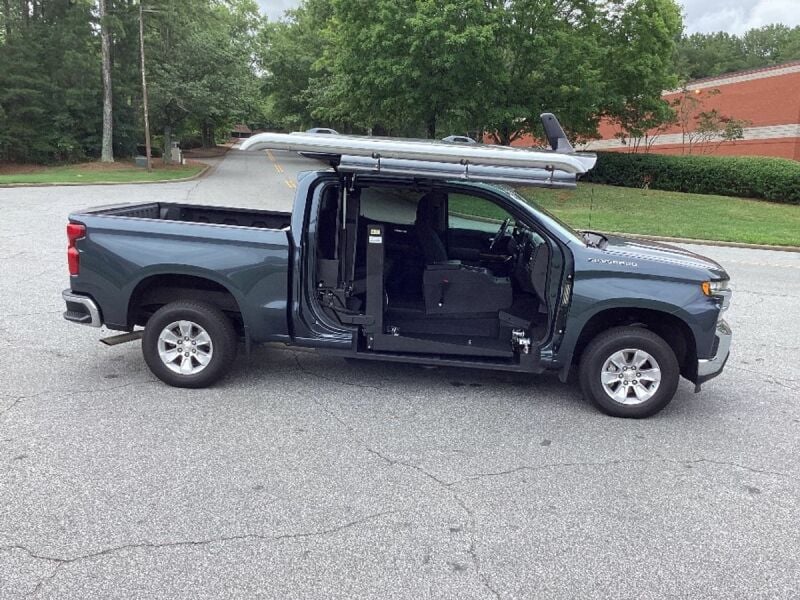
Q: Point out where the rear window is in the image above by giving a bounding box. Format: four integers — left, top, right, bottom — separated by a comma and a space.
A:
359, 188, 422, 225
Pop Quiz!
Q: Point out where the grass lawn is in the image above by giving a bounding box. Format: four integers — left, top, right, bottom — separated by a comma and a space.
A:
0, 160, 205, 185
515, 184, 800, 247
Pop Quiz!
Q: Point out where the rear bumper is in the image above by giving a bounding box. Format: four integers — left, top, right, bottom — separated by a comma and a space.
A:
697, 318, 731, 384
62, 289, 102, 328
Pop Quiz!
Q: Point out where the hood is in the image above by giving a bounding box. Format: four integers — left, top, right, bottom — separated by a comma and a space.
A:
593, 234, 729, 280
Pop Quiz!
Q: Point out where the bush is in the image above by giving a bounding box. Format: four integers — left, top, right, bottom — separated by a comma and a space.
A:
179, 135, 204, 150
585, 152, 800, 205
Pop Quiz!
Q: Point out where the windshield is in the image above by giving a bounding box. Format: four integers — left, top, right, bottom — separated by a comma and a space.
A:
502, 187, 586, 245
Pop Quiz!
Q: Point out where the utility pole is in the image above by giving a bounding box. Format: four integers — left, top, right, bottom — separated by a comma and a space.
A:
99, 0, 114, 163
138, 1, 152, 172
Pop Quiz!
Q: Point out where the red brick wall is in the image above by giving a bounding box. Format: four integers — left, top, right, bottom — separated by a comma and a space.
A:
504, 63, 800, 161
597, 69, 800, 138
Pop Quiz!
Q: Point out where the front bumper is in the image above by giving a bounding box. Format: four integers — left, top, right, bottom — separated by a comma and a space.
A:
62, 289, 102, 328
696, 318, 731, 384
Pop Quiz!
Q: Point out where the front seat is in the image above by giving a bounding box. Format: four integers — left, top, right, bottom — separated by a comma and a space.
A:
414, 192, 512, 315
415, 192, 449, 264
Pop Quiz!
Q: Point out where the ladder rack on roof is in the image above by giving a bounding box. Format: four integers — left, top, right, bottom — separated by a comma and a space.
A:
240, 113, 596, 189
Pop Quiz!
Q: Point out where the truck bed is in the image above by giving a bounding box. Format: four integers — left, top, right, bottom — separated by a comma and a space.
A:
68, 201, 294, 338
86, 202, 291, 230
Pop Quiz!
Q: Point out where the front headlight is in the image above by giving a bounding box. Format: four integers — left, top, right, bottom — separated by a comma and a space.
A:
701, 279, 729, 296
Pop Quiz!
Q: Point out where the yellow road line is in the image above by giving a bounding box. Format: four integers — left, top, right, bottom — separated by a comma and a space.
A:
285, 179, 296, 189
273, 163, 284, 174
267, 150, 275, 162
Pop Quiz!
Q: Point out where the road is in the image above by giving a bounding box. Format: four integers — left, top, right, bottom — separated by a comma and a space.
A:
1, 148, 798, 599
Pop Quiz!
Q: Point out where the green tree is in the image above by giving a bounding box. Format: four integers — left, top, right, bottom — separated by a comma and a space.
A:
601, 0, 683, 153
259, 0, 332, 130
675, 25, 800, 80
675, 32, 747, 80
742, 25, 800, 67
139, 0, 264, 150
482, 0, 606, 145
0, 0, 267, 163
314, 0, 497, 138
0, 0, 100, 162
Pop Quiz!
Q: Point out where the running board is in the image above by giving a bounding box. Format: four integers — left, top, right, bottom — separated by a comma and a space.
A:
367, 332, 513, 358
329, 347, 545, 374
100, 331, 143, 346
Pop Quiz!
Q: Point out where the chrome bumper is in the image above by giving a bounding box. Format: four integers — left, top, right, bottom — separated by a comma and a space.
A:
697, 318, 731, 381
62, 290, 102, 328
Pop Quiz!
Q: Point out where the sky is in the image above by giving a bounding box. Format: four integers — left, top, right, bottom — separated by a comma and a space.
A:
257, 0, 800, 35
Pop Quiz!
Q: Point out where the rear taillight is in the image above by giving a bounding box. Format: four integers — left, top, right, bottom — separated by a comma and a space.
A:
67, 223, 86, 275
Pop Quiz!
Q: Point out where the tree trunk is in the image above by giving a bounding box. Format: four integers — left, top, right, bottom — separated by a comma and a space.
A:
3, 0, 11, 37
202, 121, 215, 148
493, 124, 512, 146
99, 0, 114, 163
138, 2, 152, 171
163, 125, 172, 165
426, 113, 436, 139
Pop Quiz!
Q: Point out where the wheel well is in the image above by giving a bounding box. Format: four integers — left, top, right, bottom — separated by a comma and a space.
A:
573, 308, 697, 379
128, 275, 243, 333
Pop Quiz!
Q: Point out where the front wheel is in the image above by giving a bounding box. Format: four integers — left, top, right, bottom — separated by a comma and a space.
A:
579, 327, 680, 418
142, 301, 238, 388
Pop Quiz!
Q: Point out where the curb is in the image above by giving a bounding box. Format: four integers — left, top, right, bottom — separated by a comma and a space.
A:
606, 231, 800, 253
0, 163, 210, 188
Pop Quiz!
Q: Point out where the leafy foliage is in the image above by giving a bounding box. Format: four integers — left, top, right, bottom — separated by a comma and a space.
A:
0, 0, 266, 163
601, 0, 682, 148
0, 0, 100, 162
259, 0, 332, 130
675, 25, 800, 80
482, 0, 606, 145
309, 0, 498, 138
585, 152, 800, 205
262, 0, 684, 144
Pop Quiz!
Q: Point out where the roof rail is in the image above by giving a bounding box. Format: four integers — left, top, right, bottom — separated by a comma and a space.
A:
241, 113, 595, 188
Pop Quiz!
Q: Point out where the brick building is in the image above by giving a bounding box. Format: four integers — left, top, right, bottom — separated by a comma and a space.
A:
581, 61, 800, 160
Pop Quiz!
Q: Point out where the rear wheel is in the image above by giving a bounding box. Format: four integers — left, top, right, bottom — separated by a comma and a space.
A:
142, 301, 237, 388
579, 327, 679, 418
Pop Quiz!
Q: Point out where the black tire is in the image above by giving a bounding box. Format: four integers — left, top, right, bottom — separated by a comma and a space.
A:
142, 301, 238, 388
579, 326, 679, 418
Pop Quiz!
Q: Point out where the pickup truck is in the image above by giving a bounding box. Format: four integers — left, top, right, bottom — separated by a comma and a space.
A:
62, 115, 732, 418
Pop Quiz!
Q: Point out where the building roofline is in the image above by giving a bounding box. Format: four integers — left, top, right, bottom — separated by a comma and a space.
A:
687, 60, 800, 85
665, 60, 800, 94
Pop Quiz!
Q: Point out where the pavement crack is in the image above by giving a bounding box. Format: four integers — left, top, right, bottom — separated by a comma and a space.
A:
727, 365, 799, 392
391, 460, 499, 599
4, 510, 396, 596
449, 457, 794, 487
448, 459, 651, 487
292, 352, 384, 391
683, 458, 793, 479
1, 381, 158, 424
299, 376, 499, 599
0, 396, 25, 419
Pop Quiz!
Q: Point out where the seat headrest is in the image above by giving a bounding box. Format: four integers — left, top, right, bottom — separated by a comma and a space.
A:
416, 192, 446, 226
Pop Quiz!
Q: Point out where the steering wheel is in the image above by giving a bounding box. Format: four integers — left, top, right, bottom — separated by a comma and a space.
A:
489, 218, 511, 252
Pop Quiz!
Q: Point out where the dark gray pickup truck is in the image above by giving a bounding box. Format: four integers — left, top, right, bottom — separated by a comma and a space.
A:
62, 116, 731, 417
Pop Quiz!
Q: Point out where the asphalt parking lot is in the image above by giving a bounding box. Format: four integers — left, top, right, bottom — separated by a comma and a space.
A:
1, 149, 799, 599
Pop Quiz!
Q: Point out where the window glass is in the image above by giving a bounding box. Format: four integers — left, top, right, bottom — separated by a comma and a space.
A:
359, 187, 422, 225
448, 193, 514, 233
